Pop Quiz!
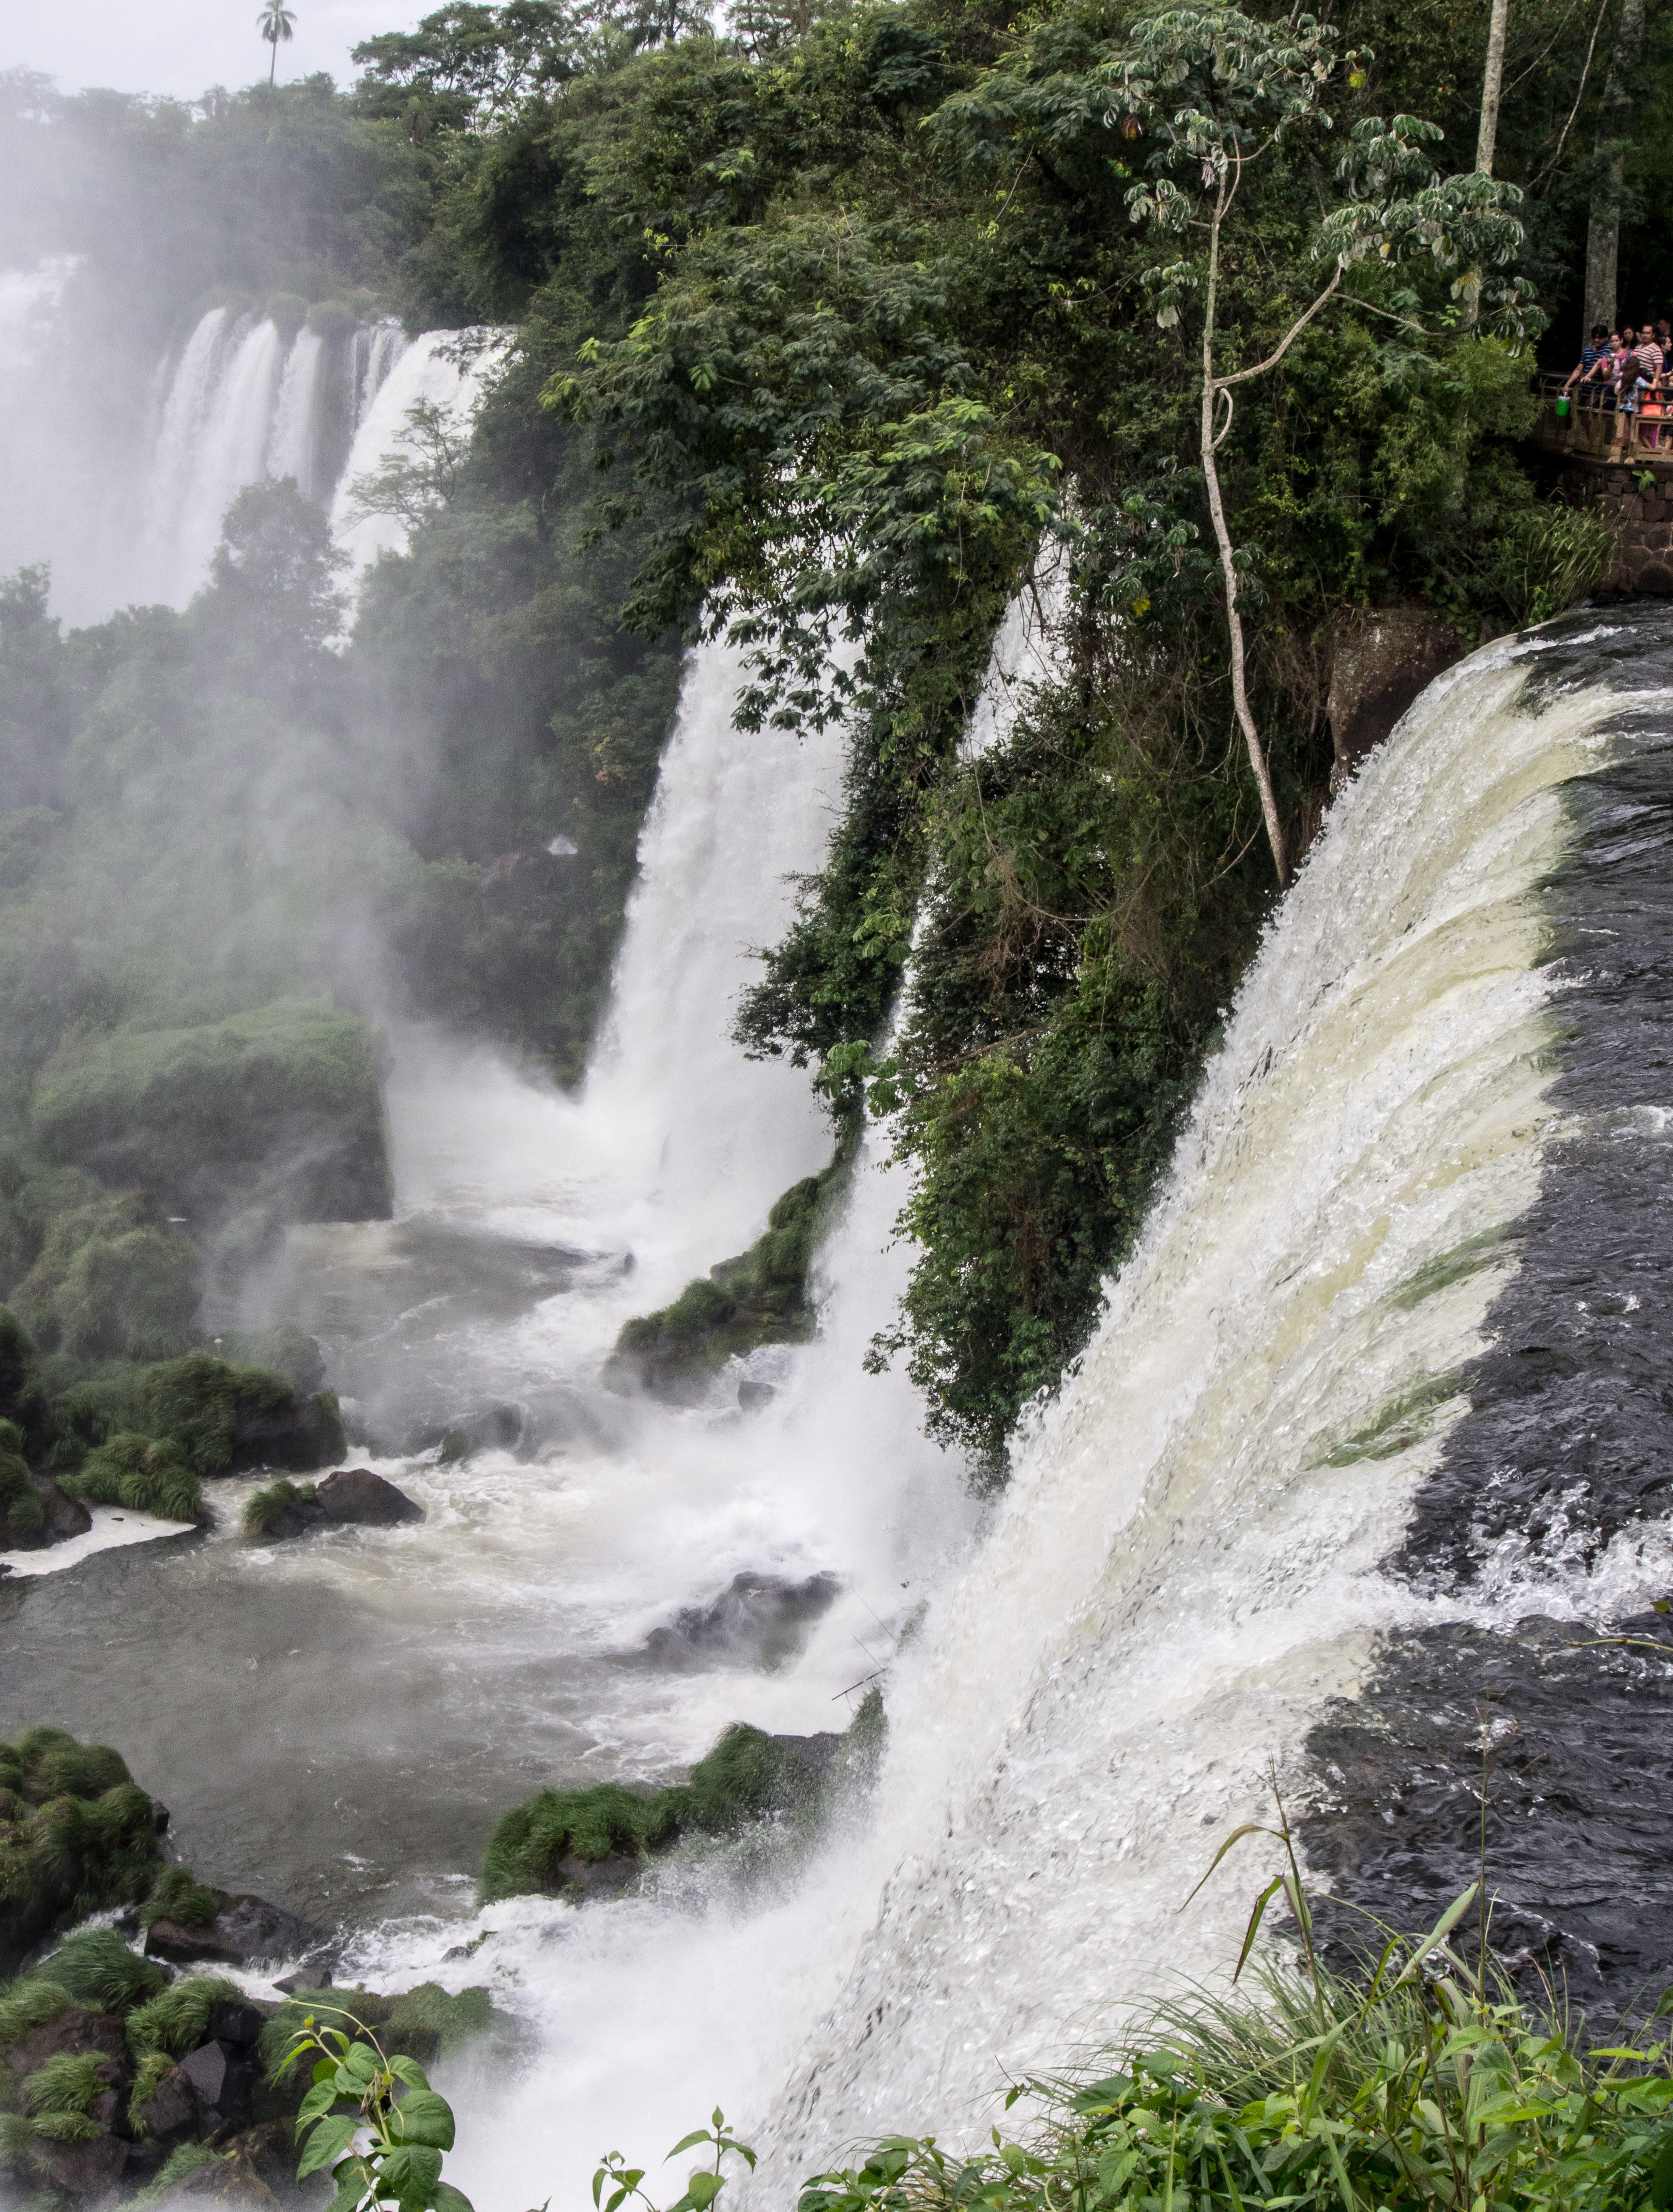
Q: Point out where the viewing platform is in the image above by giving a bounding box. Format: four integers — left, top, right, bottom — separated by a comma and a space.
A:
1533, 374, 1673, 593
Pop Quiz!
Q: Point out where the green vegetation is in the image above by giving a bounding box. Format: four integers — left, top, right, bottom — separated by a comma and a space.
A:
481, 1696, 881, 1901
62, 1435, 201, 1523
797, 1946, 1673, 2212
0, 1729, 168, 1968
243, 1476, 317, 1534
610, 1164, 847, 1392
276, 2005, 476, 2212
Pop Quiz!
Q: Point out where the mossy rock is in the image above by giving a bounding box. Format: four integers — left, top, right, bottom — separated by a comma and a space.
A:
9, 1190, 198, 1364
608, 1168, 842, 1399
0, 1728, 169, 1971
28, 999, 393, 1233
47, 1352, 344, 1479
478, 1708, 877, 1905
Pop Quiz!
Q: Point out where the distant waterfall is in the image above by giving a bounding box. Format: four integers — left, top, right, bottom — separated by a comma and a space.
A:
137, 307, 502, 607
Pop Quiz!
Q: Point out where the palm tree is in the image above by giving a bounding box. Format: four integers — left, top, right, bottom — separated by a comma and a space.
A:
257, 1, 296, 84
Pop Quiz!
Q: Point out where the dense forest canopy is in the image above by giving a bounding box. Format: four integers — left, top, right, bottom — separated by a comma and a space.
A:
0, 0, 1668, 1473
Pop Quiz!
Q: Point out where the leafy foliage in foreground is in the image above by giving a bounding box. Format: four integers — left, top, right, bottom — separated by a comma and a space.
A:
799, 1927, 1673, 2212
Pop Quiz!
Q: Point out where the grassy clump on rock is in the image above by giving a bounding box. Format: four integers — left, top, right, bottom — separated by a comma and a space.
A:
609, 1167, 845, 1396
62, 1434, 200, 1523
481, 1697, 882, 1904
0, 1730, 169, 1969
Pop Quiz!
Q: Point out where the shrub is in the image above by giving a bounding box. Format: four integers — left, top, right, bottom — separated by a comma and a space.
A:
0, 1978, 71, 2052
64, 1432, 201, 1521
9, 1192, 199, 1363
0, 1726, 167, 1967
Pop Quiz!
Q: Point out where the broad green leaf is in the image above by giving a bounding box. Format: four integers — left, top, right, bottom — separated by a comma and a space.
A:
378, 2142, 445, 2203
433, 2185, 476, 2212
390, 2056, 432, 2092
391, 2091, 457, 2151
687, 2172, 725, 2209
1651, 2135, 1673, 2210
299, 2082, 343, 2124
669, 2132, 714, 2158
340, 2042, 381, 2083
298, 2116, 361, 2181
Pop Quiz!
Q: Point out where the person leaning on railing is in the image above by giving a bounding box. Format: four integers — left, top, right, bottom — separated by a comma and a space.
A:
1564, 323, 1611, 406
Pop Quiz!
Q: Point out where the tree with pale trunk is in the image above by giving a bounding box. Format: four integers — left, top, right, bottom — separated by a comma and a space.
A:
1111, 6, 1535, 888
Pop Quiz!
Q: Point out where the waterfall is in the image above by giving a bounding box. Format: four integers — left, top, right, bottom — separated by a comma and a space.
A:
133, 309, 496, 608
580, 640, 849, 1291
329, 330, 508, 577
751, 615, 1669, 2164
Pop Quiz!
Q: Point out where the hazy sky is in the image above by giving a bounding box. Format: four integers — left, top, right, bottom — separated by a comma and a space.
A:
6, 0, 427, 104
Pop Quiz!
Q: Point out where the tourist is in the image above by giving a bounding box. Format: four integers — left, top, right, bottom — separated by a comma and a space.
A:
1564, 322, 1611, 398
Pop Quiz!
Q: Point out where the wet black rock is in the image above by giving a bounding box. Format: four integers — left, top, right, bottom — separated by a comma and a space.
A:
254, 1467, 425, 1540
145, 1889, 334, 1972
639, 1570, 842, 1672
137, 2063, 201, 2141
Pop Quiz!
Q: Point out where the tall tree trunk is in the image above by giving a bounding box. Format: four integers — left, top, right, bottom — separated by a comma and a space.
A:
1582, 0, 1645, 339
1200, 190, 1289, 892
1475, 0, 1510, 172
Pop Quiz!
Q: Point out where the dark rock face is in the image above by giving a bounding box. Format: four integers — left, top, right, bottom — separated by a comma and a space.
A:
36, 2131, 128, 2197
4, 2008, 126, 2078
315, 1468, 425, 1526
553, 1848, 645, 1897
145, 1889, 333, 1972
229, 1390, 347, 1476
137, 2064, 201, 2141
640, 1571, 842, 1672
1328, 606, 1464, 782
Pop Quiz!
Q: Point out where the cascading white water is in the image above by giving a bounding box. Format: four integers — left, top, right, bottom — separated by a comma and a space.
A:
131, 308, 496, 607
330, 329, 508, 576
746, 627, 1663, 2169
266, 326, 328, 498
580, 640, 850, 1292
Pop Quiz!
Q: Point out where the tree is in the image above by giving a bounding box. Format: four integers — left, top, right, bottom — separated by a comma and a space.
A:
196, 477, 348, 666
257, 1, 296, 84
1113, 6, 1534, 887
1475, 0, 1511, 175
1582, 0, 1645, 341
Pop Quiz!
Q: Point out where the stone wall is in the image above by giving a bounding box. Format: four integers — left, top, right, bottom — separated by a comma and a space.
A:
1553, 450, 1673, 595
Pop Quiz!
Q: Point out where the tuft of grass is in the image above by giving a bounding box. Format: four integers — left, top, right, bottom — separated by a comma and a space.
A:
33, 1927, 165, 2012
125, 1975, 244, 2064
62, 1432, 201, 1521
242, 1477, 312, 1535
138, 1863, 219, 1931
798, 1939, 1673, 2212
0, 1978, 73, 2052
129, 2138, 217, 2208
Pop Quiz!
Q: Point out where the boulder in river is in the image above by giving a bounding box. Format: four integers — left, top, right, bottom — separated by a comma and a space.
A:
244, 1467, 425, 1540
639, 1570, 842, 1672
